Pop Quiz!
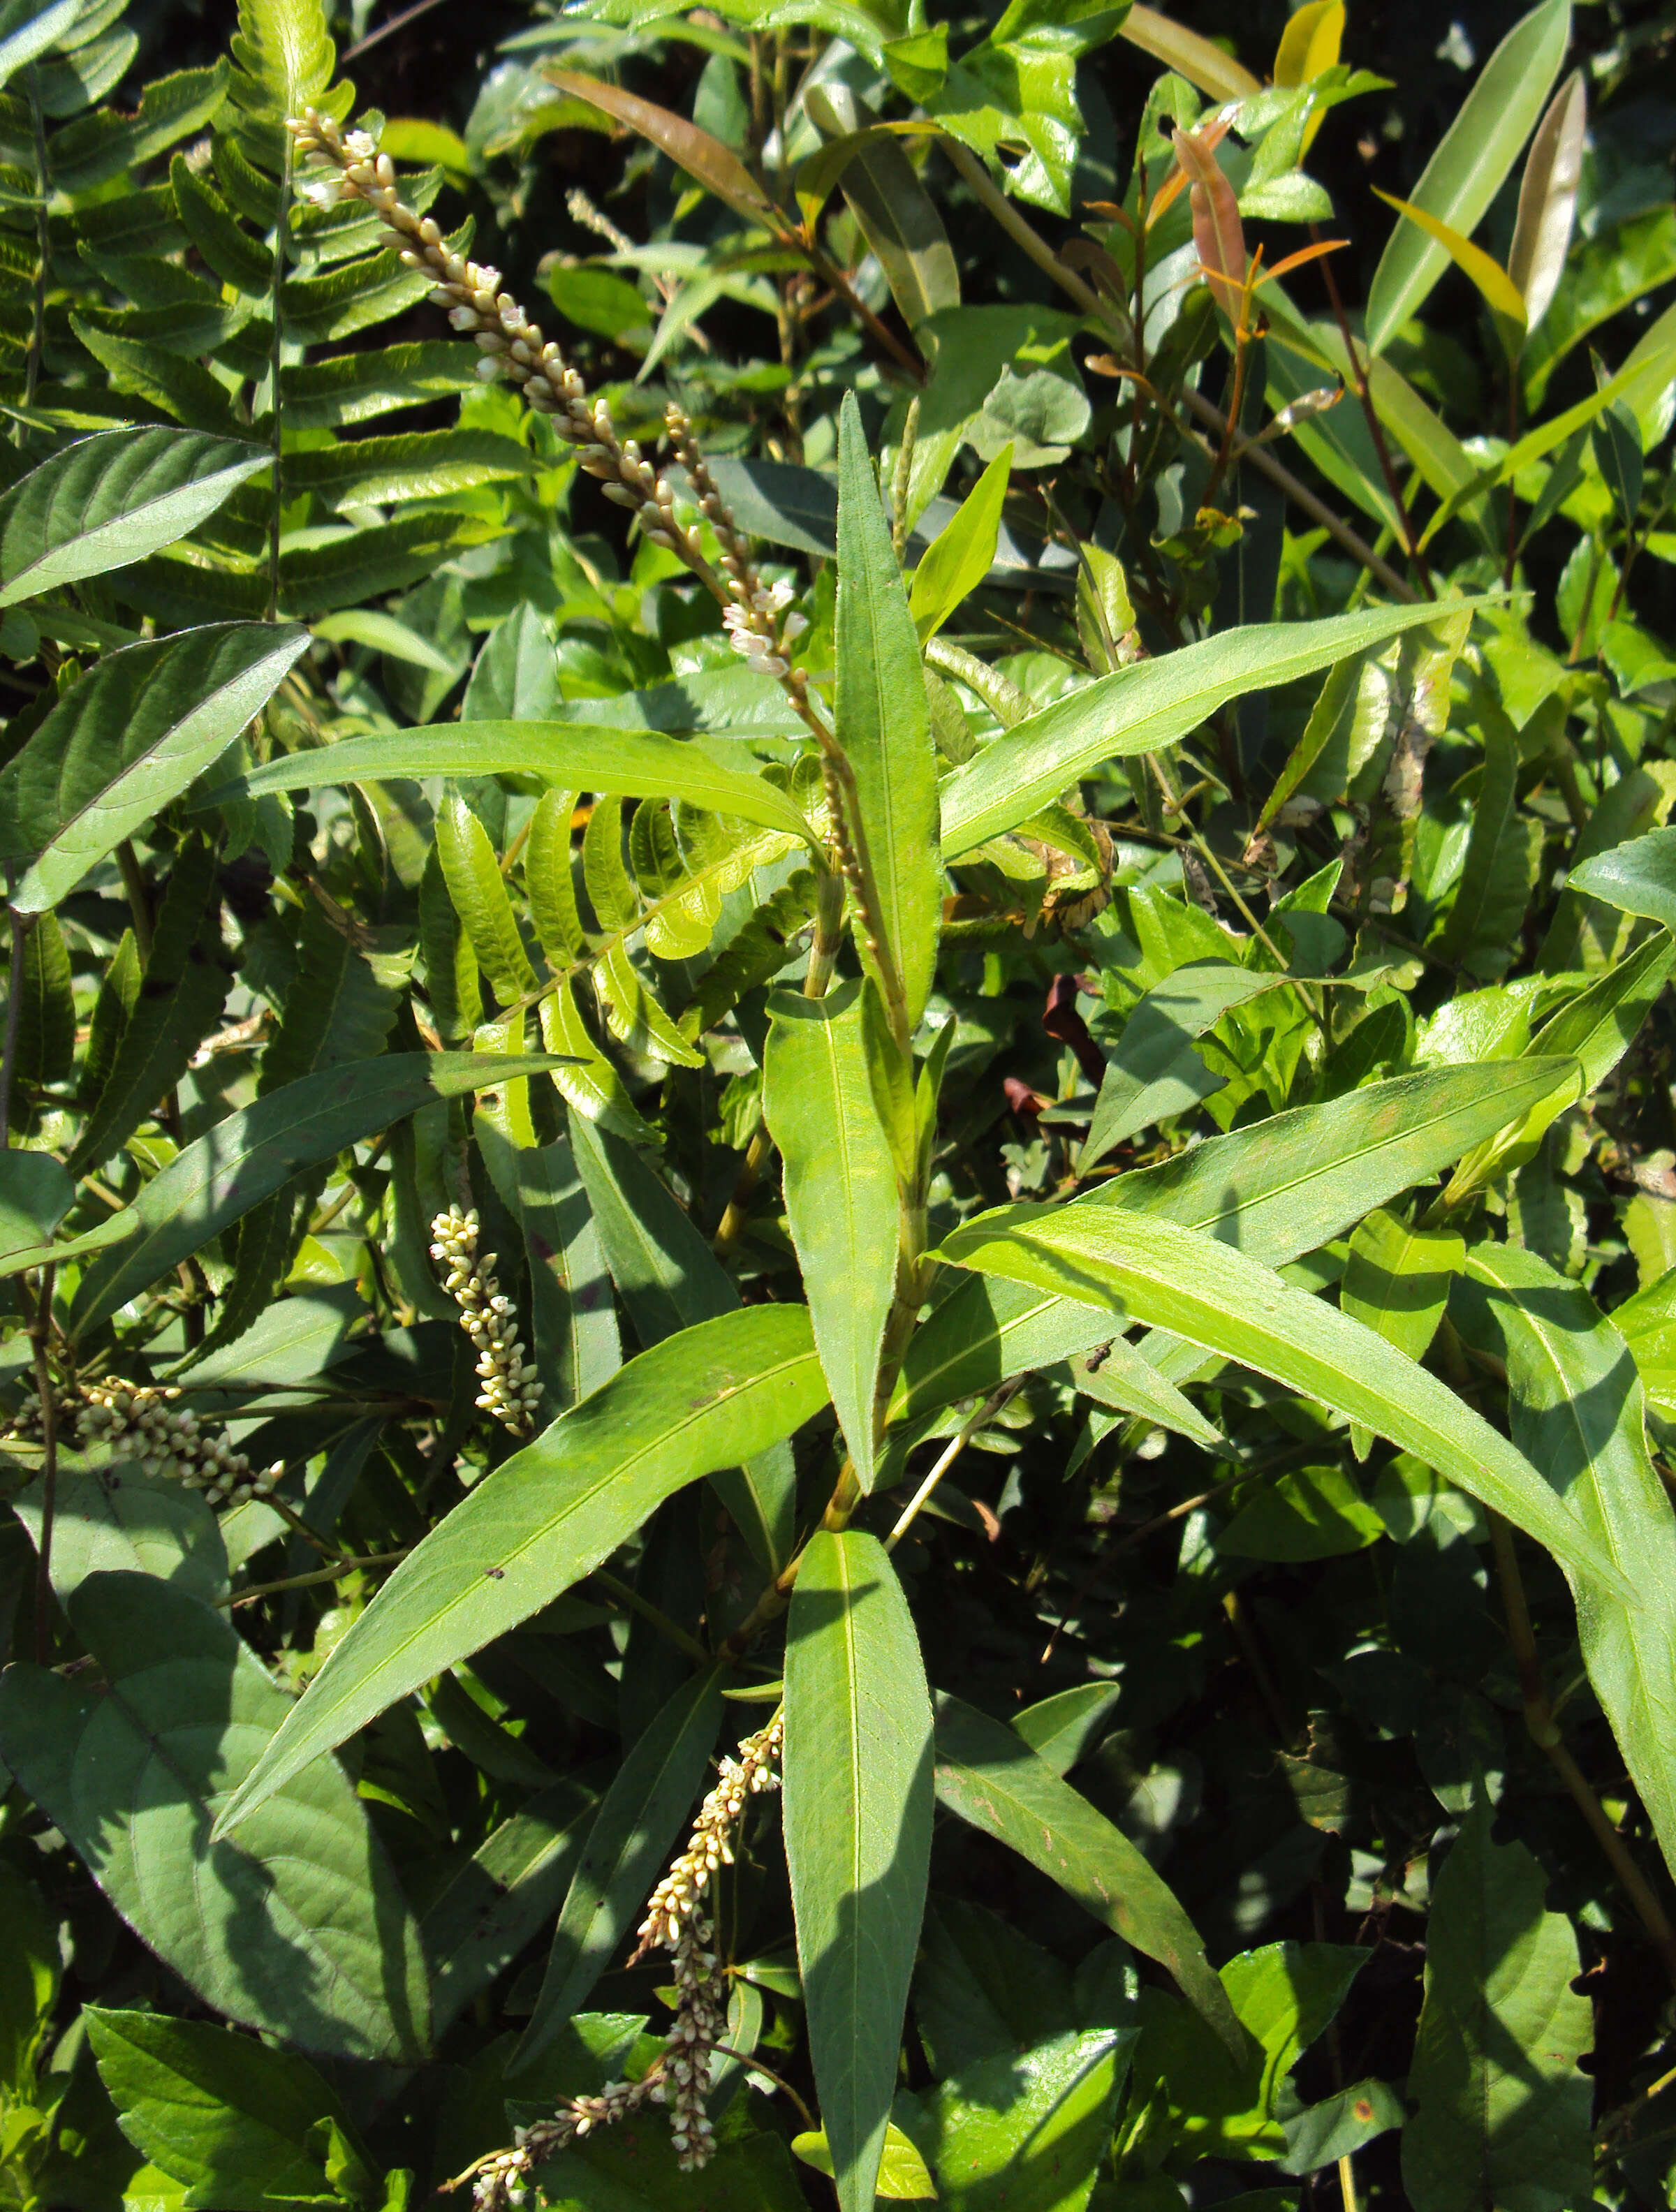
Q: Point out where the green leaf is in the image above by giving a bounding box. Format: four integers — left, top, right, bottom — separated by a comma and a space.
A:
909, 445, 1012, 643
1081, 961, 1288, 1170
786, 1531, 934, 2212
67, 836, 229, 1177
279, 340, 482, 429
0, 0, 83, 95
437, 789, 538, 1000
1444, 931, 1675, 1202
213, 1306, 828, 1836
1566, 823, 1676, 931
0, 429, 270, 608
0, 1574, 429, 2061
86, 2007, 367, 2212
13, 1469, 228, 1608
793, 2121, 937, 2201
66, 1052, 564, 1329
513, 1668, 724, 2074
1461, 1244, 1676, 1882
524, 2128, 809, 2211
837, 390, 942, 1031
567, 1109, 794, 1568
0, 1148, 70, 1255
937, 1203, 1631, 1595
1364, 0, 1571, 354
515, 1133, 622, 1414
904, 2030, 1127, 2211
1371, 189, 1527, 332
1401, 1797, 1593, 2212
939, 600, 1482, 857
764, 983, 900, 1489
421, 1777, 598, 2037
1216, 1464, 1386, 1561
1339, 1209, 1463, 1365
0, 624, 308, 914
897, 1059, 1577, 1424
804, 85, 960, 332
931, 1693, 1243, 2057
205, 723, 818, 850
1437, 711, 1543, 976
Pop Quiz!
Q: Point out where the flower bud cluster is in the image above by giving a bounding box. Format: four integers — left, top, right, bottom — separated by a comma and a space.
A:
286, 109, 809, 697
634, 1713, 784, 1955
460, 1716, 783, 2206
80, 1380, 283, 1507
429, 1207, 541, 1436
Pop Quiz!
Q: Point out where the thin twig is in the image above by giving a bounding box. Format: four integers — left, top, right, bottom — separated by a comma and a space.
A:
343, 0, 448, 61
1311, 223, 1429, 590
224, 1549, 409, 1609
887, 1382, 1020, 1551
589, 1565, 712, 1665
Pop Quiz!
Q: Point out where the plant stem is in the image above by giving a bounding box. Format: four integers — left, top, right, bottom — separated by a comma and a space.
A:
589, 1565, 712, 1664
225, 1549, 409, 1609
1311, 224, 1430, 590
115, 840, 153, 961
1488, 1512, 1676, 1986
887, 1381, 1020, 1550
29, 1263, 57, 1663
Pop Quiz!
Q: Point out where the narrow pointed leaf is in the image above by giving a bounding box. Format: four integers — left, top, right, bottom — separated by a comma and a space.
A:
764, 983, 899, 1489
939, 600, 1485, 857
1565, 823, 1676, 931
544, 69, 778, 226
0, 624, 309, 913
1462, 1245, 1676, 1880
837, 390, 941, 1030
932, 1691, 1244, 2058
204, 723, 818, 849
909, 445, 1011, 641
1372, 189, 1527, 327
1365, 0, 1571, 353
1118, 4, 1262, 100
1508, 69, 1587, 334
938, 1205, 1631, 1597
513, 1668, 725, 2073
68, 1054, 566, 1337
899, 1059, 1577, 1421
0, 428, 270, 607
213, 1306, 827, 1836
786, 1532, 934, 2212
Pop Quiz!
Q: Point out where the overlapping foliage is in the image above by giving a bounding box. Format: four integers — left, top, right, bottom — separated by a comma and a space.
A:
1, 0, 1675, 2207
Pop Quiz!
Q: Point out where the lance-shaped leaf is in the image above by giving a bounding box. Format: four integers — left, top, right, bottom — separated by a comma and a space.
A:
545, 69, 778, 228
1176, 125, 1247, 321
932, 1692, 1244, 2057
66, 1053, 565, 1336
0, 428, 270, 607
1461, 1245, 1676, 1881
937, 1204, 1631, 1596
0, 0, 82, 94
0, 624, 309, 913
1119, 3, 1261, 100
512, 1668, 725, 2074
939, 599, 1484, 857
203, 723, 818, 850
763, 983, 899, 1489
786, 1533, 934, 2212
1508, 69, 1587, 337
1365, 0, 1571, 354
898, 1057, 1575, 1423
1372, 190, 1526, 343
908, 444, 1012, 645
1566, 823, 1676, 932
1402, 1797, 1594, 2212
213, 1306, 827, 1836
836, 390, 941, 1033
0, 1574, 429, 2063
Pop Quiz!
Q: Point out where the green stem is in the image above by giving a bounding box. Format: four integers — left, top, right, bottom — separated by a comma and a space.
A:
24, 65, 47, 411
589, 1565, 712, 1665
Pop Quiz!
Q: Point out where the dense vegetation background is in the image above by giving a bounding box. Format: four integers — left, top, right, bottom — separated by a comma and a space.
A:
1, 2, 1676, 2211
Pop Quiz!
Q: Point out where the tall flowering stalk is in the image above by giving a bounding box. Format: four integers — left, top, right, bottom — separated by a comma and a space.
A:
448, 1715, 784, 2209
287, 112, 811, 713
429, 1206, 542, 1437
